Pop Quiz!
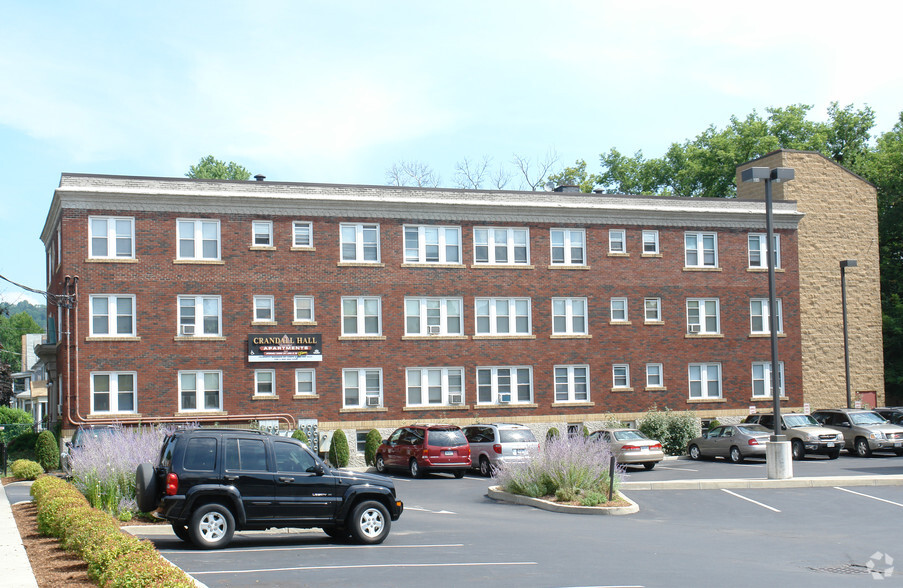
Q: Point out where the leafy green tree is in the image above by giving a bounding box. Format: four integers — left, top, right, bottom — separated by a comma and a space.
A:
35, 430, 59, 471
364, 429, 382, 466
0, 311, 44, 372
291, 429, 310, 445
328, 430, 349, 467
186, 155, 252, 180
0, 361, 11, 407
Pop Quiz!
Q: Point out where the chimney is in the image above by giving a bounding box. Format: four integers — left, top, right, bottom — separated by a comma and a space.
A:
254, 174, 266, 182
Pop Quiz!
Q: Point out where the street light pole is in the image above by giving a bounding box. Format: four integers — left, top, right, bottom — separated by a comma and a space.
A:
840, 259, 857, 408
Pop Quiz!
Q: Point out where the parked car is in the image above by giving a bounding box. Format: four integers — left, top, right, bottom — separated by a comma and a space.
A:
687, 424, 772, 463
874, 407, 903, 426
811, 408, 903, 457
135, 428, 403, 549
375, 424, 471, 478
463, 423, 538, 476
587, 428, 664, 470
743, 413, 843, 460
61, 425, 119, 476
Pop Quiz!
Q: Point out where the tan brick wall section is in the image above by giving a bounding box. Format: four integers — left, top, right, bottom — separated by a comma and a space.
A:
738, 150, 884, 409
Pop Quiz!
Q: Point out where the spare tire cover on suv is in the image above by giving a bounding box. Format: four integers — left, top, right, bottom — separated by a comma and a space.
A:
135, 462, 159, 512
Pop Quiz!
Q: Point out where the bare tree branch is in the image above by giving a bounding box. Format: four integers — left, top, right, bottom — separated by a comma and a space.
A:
453, 156, 492, 189
511, 149, 560, 190
385, 161, 441, 187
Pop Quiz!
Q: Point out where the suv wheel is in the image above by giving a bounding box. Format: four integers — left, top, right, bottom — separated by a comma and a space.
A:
349, 500, 390, 544
135, 463, 159, 513
855, 437, 872, 457
171, 523, 191, 542
409, 459, 422, 478
189, 503, 235, 549
375, 454, 386, 473
729, 446, 744, 464
791, 440, 805, 461
479, 456, 492, 477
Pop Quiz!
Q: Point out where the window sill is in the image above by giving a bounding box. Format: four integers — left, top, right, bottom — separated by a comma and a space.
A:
749, 333, 787, 338
173, 336, 227, 342
469, 264, 535, 270
251, 395, 280, 401
293, 394, 320, 400
251, 321, 277, 326
337, 262, 385, 268
249, 245, 276, 251
86, 412, 141, 419
549, 334, 591, 339
644, 321, 664, 326
402, 335, 468, 340
472, 335, 536, 340
686, 398, 726, 404
548, 264, 590, 270
400, 263, 465, 269
338, 336, 387, 341
641, 253, 662, 258
551, 401, 595, 408
85, 336, 141, 342
175, 410, 228, 416
403, 405, 472, 411
85, 258, 138, 264
291, 246, 316, 252
292, 321, 318, 326
611, 387, 634, 393
474, 403, 537, 410
750, 396, 787, 402
682, 267, 722, 272
608, 321, 632, 326
644, 387, 667, 392
340, 407, 388, 413
173, 259, 225, 265
684, 333, 723, 339
607, 252, 629, 258
747, 267, 785, 273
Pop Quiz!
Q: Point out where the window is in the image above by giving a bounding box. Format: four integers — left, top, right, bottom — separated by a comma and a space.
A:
688, 363, 721, 399
475, 298, 531, 335
252, 221, 273, 247
612, 364, 630, 389
552, 298, 587, 335
686, 298, 720, 334
89, 295, 136, 336
356, 432, 369, 453
179, 371, 222, 411
274, 440, 317, 473
404, 225, 461, 264
550, 228, 585, 265
476, 366, 532, 404
343, 368, 382, 408
642, 230, 659, 254
610, 298, 628, 323
254, 370, 275, 396
406, 367, 464, 406
644, 298, 661, 322
177, 219, 220, 260
341, 297, 381, 336
178, 296, 221, 336
293, 296, 315, 322
684, 232, 718, 268
405, 297, 463, 336
91, 372, 136, 413
225, 438, 267, 471
89, 216, 134, 259
253, 296, 275, 322
295, 369, 316, 395
609, 229, 626, 254
752, 361, 785, 398
748, 233, 781, 269
646, 363, 663, 388
473, 227, 529, 265
340, 223, 380, 262
750, 298, 784, 334
554, 365, 589, 402
293, 221, 313, 248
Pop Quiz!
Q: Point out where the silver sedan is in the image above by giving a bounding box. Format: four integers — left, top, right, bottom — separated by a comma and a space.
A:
687, 424, 772, 463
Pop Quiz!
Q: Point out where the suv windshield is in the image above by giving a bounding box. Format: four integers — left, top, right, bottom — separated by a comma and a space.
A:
850, 412, 887, 425
784, 414, 819, 427
428, 429, 467, 447
499, 429, 536, 443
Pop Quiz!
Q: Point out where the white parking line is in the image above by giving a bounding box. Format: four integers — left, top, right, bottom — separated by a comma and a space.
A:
720, 489, 781, 512
655, 465, 698, 472
406, 506, 457, 514
167, 543, 463, 555
835, 487, 903, 507
188, 561, 537, 575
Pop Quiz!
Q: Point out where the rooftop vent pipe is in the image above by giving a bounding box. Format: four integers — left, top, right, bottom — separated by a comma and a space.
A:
254, 174, 266, 182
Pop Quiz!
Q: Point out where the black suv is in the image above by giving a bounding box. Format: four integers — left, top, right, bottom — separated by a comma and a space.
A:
135, 428, 403, 549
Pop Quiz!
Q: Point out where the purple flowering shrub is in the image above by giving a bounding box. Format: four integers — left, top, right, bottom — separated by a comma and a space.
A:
494, 434, 623, 501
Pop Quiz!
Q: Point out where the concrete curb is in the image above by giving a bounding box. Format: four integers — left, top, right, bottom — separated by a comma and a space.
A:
487, 485, 639, 515
621, 474, 903, 491
0, 482, 39, 588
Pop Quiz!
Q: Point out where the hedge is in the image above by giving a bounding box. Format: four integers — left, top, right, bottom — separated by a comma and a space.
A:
10, 459, 43, 480
328, 429, 349, 467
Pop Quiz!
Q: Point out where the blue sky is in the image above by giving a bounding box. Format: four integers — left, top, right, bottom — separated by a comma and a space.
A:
2, 1, 902, 306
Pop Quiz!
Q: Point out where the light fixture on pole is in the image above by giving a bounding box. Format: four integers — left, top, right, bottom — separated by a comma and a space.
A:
840, 259, 857, 408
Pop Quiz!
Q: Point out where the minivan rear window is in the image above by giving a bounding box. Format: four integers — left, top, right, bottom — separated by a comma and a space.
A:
499, 429, 536, 443
428, 429, 467, 447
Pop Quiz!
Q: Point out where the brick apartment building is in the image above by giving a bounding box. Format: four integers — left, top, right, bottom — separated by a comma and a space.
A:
37, 150, 883, 458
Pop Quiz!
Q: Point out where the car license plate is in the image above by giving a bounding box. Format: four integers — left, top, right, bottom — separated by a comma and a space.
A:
640, 447, 649, 452
827, 442, 834, 448
443, 450, 454, 456
895, 442, 901, 448
512, 449, 524, 455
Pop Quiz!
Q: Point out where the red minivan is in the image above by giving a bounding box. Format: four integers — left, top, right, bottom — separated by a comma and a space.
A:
375, 424, 471, 478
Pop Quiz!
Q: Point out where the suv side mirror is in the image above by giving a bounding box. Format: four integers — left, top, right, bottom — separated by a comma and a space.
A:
313, 462, 325, 476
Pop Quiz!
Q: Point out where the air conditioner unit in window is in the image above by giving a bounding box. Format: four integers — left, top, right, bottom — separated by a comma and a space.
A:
688, 324, 701, 334
366, 395, 380, 407
448, 393, 463, 405
180, 324, 195, 336
427, 325, 441, 335
498, 392, 511, 404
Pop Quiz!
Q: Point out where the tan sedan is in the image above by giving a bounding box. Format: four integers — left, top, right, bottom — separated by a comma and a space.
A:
588, 428, 665, 470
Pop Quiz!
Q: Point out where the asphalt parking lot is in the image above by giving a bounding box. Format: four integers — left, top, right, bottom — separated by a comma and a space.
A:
115, 454, 903, 587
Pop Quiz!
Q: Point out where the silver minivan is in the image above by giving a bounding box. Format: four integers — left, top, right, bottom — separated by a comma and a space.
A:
811, 408, 903, 457
463, 423, 538, 476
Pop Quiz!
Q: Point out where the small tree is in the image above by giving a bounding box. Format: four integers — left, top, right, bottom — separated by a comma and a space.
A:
639, 407, 700, 456
328, 430, 349, 467
291, 429, 309, 445
186, 155, 251, 180
546, 427, 560, 442
36, 430, 59, 471
364, 429, 381, 466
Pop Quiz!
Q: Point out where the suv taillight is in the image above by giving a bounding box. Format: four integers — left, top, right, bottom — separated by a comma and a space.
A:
493, 444, 502, 454
165, 472, 179, 495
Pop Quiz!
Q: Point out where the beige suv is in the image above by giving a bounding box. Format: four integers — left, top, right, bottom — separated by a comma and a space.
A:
744, 413, 843, 460
811, 408, 903, 457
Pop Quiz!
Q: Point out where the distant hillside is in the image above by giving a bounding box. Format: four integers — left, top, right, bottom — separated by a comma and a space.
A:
0, 300, 46, 331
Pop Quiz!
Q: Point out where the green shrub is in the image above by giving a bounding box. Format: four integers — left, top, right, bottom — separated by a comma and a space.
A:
579, 490, 606, 507
545, 427, 560, 441
37, 492, 90, 537
707, 419, 721, 430
85, 533, 154, 583
59, 507, 119, 555
555, 487, 579, 502
364, 429, 382, 466
0, 406, 33, 424
7, 431, 39, 452
10, 458, 44, 480
99, 544, 196, 588
328, 430, 350, 467
638, 407, 700, 456
291, 428, 310, 445
35, 430, 59, 471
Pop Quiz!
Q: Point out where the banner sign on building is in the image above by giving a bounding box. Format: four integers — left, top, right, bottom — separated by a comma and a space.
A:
248, 334, 322, 362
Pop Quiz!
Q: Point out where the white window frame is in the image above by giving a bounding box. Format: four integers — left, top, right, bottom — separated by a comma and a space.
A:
178, 295, 222, 337
646, 363, 664, 388
750, 298, 784, 334
90, 371, 137, 414
554, 364, 589, 403
253, 295, 275, 322
644, 298, 661, 322
476, 366, 533, 405
252, 221, 273, 247
177, 219, 220, 260
610, 298, 628, 323
89, 294, 136, 336
752, 361, 786, 398
294, 296, 315, 323
609, 229, 626, 254
178, 370, 223, 412
403, 225, 462, 264
688, 363, 722, 399
642, 230, 660, 254
254, 369, 275, 396
341, 297, 382, 336
340, 223, 380, 262
405, 297, 463, 336
343, 368, 382, 408
686, 298, 720, 334
612, 364, 630, 389
295, 368, 316, 396
405, 367, 465, 406
89, 216, 135, 259
552, 297, 588, 335
475, 297, 531, 335
748, 233, 781, 269
473, 227, 530, 265
684, 232, 718, 268
293, 221, 313, 248
550, 228, 586, 266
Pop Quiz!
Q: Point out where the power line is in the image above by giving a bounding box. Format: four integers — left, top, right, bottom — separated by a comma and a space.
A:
0, 273, 75, 308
